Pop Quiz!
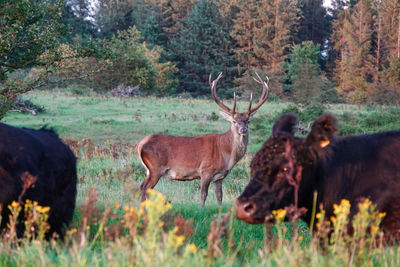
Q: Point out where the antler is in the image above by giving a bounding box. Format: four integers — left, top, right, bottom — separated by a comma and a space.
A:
210, 73, 237, 115
247, 73, 269, 115
297, 121, 311, 135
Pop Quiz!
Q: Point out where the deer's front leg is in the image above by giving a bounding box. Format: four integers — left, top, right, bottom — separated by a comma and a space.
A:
200, 177, 212, 207
213, 180, 223, 206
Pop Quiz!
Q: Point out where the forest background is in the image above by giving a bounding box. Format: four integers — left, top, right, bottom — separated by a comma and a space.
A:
0, 0, 399, 119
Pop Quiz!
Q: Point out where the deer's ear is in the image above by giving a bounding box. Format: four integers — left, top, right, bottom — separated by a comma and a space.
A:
248, 111, 257, 120
305, 113, 338, 149
272, 113, 299, 136
219, 110, 233, 122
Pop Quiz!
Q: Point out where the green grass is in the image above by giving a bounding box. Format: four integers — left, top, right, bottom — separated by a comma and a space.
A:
2, 90, 400, 266
3, 90, 282, 150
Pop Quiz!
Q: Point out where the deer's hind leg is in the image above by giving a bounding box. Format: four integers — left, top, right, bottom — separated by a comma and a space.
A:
138, 153, 163, 201
140, 171, 162, 201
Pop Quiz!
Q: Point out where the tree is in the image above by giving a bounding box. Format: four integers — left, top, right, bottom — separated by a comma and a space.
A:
231, 0, 300, 93
94, 0, 134, 38
284, 41, 337, 104
326, 0, 349, 78
333, 0, 376, 103
61, 0, 96, 42
170, 0, 237, 97
379, 0, 399, 60
52, 26, 177, 95
132, 0, 195, 47
0, 0, 65, 119
296, 0, 330, 46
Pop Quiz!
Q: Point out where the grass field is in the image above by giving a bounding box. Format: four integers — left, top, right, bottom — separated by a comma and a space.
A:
2, 90, 400, 266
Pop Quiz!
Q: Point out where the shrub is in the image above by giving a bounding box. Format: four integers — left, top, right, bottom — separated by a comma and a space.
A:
42, 27, 177, 95
368, 83, 400, 105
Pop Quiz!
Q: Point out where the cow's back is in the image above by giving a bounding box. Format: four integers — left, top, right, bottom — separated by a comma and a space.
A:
317, 130, 400, 215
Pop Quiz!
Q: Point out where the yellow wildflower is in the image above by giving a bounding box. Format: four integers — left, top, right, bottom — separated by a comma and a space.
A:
272, 209, 287, 222
358, 198, 372, 211
36, 206, 50, 214
371, 225, 379, 235
333, 199, 351, 216
186, 244, 197, 253
168, 227, 186, 248
378, 212, 386, 219
11, 201, 19, 208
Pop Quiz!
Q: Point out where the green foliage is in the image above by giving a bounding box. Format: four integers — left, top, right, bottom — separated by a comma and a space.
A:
207, 111, 219, 121
368, 83, 400, 106
296, 0, 330, 46
67, 83, 93, 96
0, 0, 65, 119
338, 107, 400, 135
140, 13, 166, 47
379, 57, 400, 89
0, 0, 65, 79
61, 0, 96, 42
98, 26, 154, 92
48, 27, 177, 95
277, 104, 328, 127
284, 41, 339, 104
285, 41, 322, 80
94, 0, 134, 38
170, 0, 237, 97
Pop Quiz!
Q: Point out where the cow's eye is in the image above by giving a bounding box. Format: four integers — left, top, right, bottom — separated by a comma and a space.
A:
282, 167, 289, 173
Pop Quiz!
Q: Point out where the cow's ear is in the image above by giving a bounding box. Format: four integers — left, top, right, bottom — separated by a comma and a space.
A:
272, 113, 299, 136
305, 113, 338, 149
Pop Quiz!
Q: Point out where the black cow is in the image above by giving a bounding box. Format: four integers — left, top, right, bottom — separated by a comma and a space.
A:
0, 123, 77, 238
236, 113, 400, 239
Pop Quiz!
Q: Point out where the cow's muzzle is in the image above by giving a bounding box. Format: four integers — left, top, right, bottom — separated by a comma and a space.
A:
235, 199, 263, 224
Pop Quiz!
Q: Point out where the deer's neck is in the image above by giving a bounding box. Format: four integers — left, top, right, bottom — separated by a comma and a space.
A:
223, 128, 248, 168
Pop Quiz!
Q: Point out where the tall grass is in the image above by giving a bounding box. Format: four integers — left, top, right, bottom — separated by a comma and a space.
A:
1, 188, 399, 266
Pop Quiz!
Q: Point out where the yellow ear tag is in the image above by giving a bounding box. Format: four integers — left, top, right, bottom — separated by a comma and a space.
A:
320, 140, 330, 148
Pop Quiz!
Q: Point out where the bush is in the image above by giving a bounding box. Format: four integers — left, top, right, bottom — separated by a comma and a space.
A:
368, 83, 400, 105
66, 83, 93, 96
43, 27, 177, 95
96, 27, 177, 94
338, 107, 400, 135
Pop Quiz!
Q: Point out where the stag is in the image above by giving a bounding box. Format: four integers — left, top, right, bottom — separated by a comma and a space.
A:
137, 73, 269, 206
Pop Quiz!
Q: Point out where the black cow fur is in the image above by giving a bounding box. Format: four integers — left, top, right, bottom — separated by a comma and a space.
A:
236, 113, 400, 239
0, 123, 77, 238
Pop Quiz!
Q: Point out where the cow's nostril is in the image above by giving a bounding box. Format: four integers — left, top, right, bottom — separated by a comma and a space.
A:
243, 202, 255, 214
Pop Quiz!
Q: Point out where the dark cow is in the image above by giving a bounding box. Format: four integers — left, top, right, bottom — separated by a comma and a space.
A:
0, 123, 77, 238
236, 113, 400, 239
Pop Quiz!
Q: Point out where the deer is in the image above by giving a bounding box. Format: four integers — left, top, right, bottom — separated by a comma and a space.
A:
136, 73, 269, 206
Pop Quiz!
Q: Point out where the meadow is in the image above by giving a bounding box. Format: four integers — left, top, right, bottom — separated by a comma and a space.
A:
2, 89, 400, 266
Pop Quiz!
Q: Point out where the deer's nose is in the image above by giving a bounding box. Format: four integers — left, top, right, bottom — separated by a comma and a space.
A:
239, 127, 248, 134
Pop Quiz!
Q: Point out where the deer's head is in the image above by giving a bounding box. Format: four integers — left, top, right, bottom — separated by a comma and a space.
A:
209, 73, 269, 136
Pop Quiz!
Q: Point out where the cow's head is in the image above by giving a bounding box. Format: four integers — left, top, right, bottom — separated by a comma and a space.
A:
236, 113, 338, 224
